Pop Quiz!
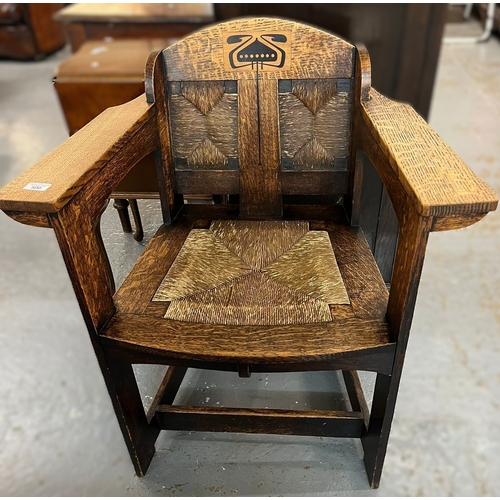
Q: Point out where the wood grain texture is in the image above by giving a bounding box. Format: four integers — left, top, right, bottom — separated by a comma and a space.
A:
432, 213, 487, 231
146, 366, 188, 423
175, 170, 239, 194
50, 120, 159, 331
155, 405, 363, 437
361, 89, 498, 219
114, 219, 193, 316
101, 313, 391, 365
103, 341, 396, 376
3, 211, 51, 228
238, 78, 261, 217
356, 45, 371, 102
0, 95, 155, 214
319, 223, 388, 320
257, 78, 282, 216
342, 370, 370, 431
174, 170, 349, 196
149, 52, 178, 221
104, 358, 159, 476
163, 17, 355, 81
281, 171, 349, 195
56, 39, 177, 84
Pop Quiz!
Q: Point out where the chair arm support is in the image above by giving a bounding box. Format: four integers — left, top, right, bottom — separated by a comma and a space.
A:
357, 89, 497, 229
0, 95, 157, 215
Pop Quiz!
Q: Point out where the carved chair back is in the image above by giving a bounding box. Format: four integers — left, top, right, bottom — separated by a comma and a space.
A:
146, 18, 356, 219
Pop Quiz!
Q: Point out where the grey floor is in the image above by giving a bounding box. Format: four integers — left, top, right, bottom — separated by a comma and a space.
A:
1, 19, 500, 496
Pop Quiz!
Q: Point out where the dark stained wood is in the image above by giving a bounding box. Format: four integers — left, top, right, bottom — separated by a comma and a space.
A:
215, 5, 444, 118
155, 405, 364, 438
48, 113, 158, 331
215, 4, 447, 288
174, 170, 349, 196
106, 358, 159, 476
129, 199, 144, 242
342, 370, 370, 431
238, 78, 261, 217
113, 199, 132, 233
373, 190, 398, 283
103, 342, 396, 377
95, 202, 116, 296
101, 313, 392, 366
362, 208, 432, 488
282, 171, 349, 195
257, 78, 282, 217
237, 364, 251, 378
146, 366, 188, 423
149, 52, 179, 223
26, 4, 66, 55
0, 4, 65, 60
176, 170, 239, 195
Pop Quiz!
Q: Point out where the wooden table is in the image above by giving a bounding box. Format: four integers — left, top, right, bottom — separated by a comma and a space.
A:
54, 3, 215, 52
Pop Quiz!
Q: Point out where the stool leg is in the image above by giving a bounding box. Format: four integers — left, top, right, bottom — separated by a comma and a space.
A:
113, 198, 132, 233
129, 199, 144, 242
106, 359, 159, 476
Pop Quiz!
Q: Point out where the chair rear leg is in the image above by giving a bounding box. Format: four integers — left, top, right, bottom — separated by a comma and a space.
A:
106, 358, 160, 476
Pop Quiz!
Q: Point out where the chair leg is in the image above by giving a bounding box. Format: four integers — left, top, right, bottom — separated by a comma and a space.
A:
106, 359, 160, 476
129, 199, 144, 242
113, 198, 132, 233
361, 373, 395, 488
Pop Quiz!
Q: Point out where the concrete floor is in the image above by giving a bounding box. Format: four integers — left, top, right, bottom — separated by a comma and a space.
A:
1, 19, 500, 496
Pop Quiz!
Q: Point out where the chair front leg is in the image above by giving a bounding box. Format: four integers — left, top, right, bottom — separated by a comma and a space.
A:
105, 355, 160, 476
362, 207, 433, 488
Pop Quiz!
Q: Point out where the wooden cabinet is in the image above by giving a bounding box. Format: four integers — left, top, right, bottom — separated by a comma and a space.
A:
0, 3, 66, 60
54, 3, 215, 52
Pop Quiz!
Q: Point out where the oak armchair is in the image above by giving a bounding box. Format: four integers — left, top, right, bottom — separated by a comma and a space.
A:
0, 18, 496, 488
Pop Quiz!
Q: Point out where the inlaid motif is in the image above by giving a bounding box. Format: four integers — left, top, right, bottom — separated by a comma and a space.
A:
223, 32, 292, 72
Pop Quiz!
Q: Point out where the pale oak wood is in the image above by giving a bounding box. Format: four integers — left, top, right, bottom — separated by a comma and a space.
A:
0, 96, 155, 214
360, 89, 498, 220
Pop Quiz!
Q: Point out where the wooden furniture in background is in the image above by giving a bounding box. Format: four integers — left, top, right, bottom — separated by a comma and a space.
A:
0, 3, 65, 60
215, 4, 447, 282
54, 38, 178, 241
54, 3, 215, 53
0, 18, 496, 488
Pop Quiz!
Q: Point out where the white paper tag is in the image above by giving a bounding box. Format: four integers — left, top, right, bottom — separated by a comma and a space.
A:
23, 182, 52, 192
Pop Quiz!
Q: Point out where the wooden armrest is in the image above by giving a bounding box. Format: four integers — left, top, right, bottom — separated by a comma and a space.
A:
0, 95, 156, 214
360, 89, 497, 221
